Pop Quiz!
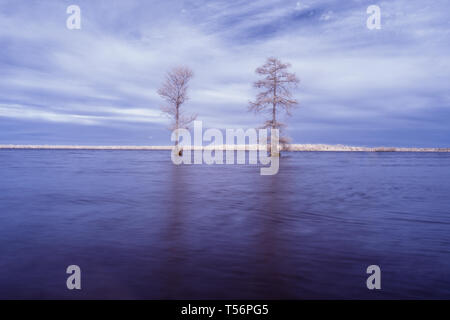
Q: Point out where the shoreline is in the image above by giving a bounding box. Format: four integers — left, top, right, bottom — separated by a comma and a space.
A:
1, 144, 449, 152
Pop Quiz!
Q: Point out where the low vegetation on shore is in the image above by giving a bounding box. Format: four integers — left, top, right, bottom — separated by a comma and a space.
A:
1, 144, 449, 152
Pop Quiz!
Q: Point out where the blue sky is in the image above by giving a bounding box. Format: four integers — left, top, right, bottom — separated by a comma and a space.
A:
0, 0, 449, 147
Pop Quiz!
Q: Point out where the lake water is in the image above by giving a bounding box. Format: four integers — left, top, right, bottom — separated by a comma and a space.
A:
0, 150, 449, 299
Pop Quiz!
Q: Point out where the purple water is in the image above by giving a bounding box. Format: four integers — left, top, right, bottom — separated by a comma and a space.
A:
0, 150, 449, 299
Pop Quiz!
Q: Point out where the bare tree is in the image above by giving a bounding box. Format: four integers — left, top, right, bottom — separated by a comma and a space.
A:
249, 57, 299, 150
158, 66, 196, 147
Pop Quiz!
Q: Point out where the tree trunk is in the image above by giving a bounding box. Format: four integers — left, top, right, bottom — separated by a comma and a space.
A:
175, 103, 182, 156
271, 73, 280, 157
175, 103, 179, 147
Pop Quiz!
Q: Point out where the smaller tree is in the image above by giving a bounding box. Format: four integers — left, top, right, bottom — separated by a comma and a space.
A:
158, 66, 196, 148
249, 57, 299, 150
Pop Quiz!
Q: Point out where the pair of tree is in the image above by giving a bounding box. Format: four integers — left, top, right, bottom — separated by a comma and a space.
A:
158, 57, 299, 150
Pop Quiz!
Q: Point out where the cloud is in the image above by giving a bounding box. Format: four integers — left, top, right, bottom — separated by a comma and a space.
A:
0, 103, 166, 126
0, 0, 449, 146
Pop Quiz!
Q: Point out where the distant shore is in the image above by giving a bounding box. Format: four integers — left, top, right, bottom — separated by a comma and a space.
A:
1, 144, 449, 152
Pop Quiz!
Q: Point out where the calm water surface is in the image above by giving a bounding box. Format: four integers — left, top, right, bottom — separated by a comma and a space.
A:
0, 150, 449, 299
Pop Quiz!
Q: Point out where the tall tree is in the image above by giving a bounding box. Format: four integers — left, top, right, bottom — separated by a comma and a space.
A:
158, 66, 196, 147
249, 57, 299, 149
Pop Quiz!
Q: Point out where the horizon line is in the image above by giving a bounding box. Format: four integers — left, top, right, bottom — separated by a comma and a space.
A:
1, 144, 449, 152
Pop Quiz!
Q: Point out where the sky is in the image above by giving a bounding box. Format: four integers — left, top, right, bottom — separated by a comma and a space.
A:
0, 0, 449, 147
